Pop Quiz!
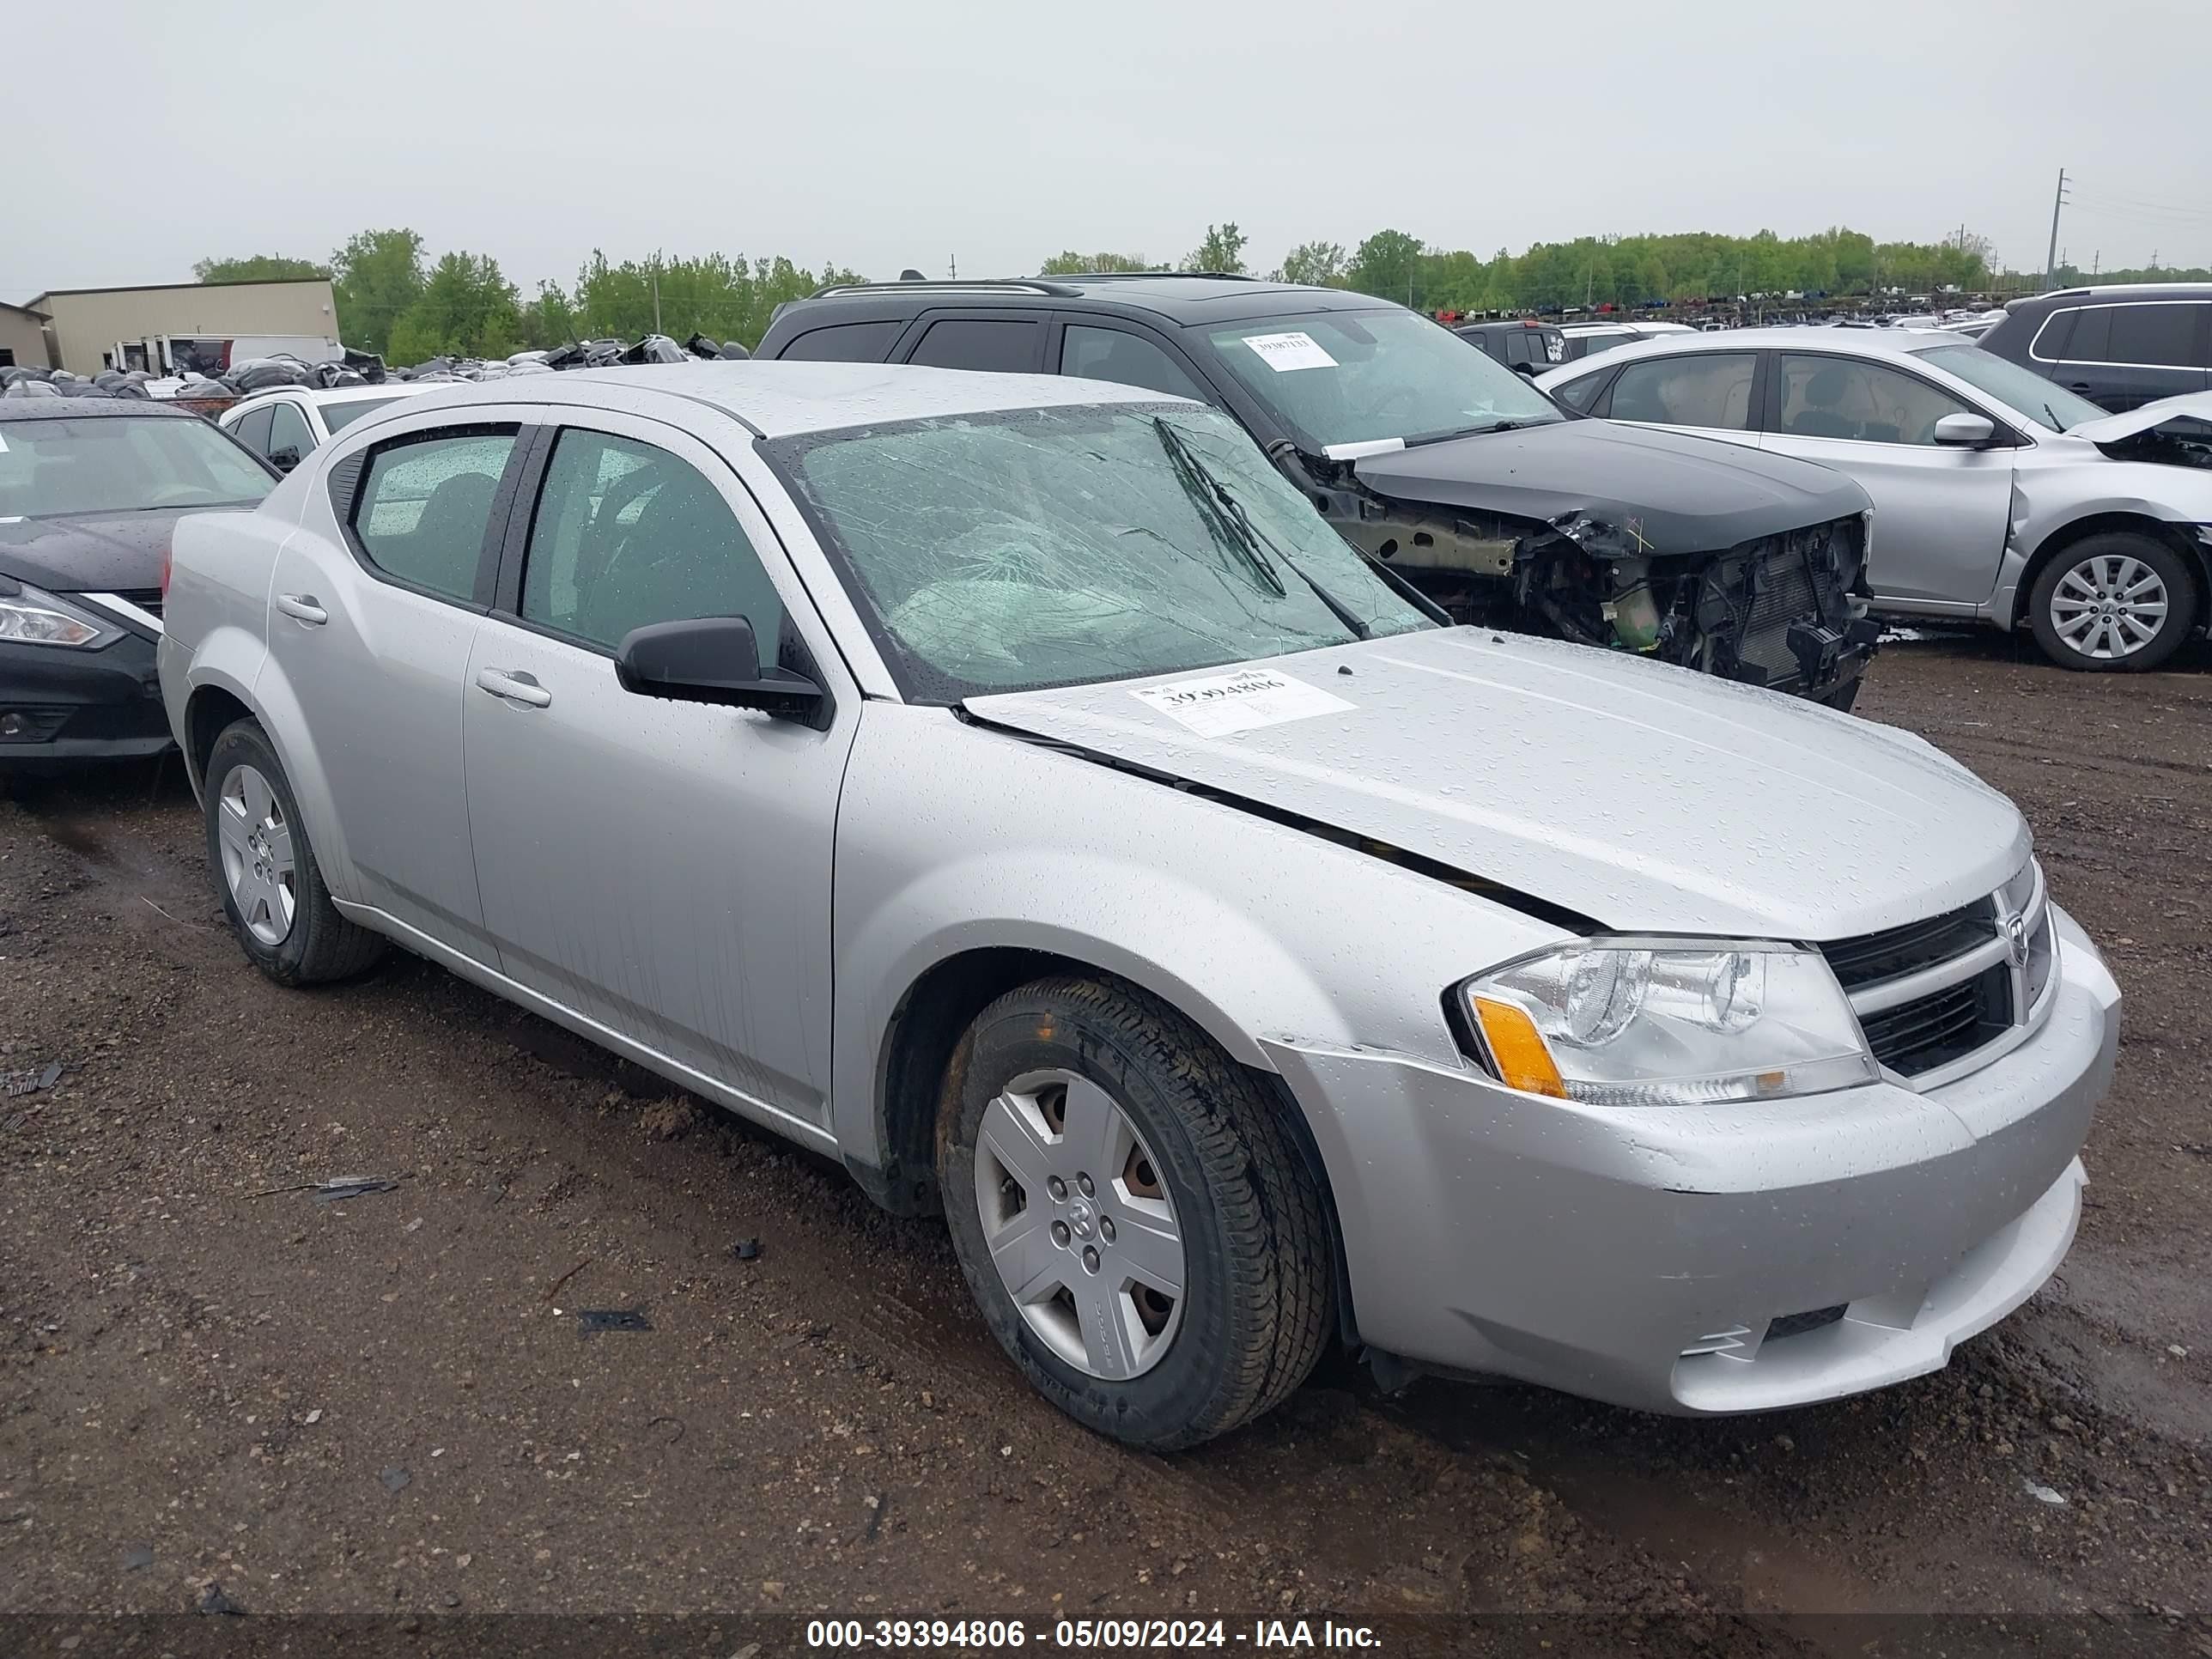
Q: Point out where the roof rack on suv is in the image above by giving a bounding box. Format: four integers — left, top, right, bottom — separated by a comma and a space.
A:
1027, 270, 1264, 283
810, 278, 1082, 299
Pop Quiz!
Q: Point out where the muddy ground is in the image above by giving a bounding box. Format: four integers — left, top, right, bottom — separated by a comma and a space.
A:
1, 631, 2206, 1656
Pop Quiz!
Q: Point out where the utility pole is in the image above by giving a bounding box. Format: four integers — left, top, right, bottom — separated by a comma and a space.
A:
949, 254, 957, 279
2093, 251, 2100, 276
2043, 168, 2068, 290
651, 262, 662, 334
2150, 249, 2160, 272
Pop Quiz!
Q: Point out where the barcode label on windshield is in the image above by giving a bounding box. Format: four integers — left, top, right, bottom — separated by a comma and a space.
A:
1129, 668, 1354, 738
1242, 331, 1338, 373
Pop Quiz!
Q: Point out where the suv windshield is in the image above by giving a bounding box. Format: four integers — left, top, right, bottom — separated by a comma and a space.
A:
1200, 308, 1564, 453
769, 404, 1432, 701
1911, 344, 2108, 432
0, 416, 274, 517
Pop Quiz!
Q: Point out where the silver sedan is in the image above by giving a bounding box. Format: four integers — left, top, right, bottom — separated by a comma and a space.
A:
1540, 330, 2212, 671
160, 363, 2118, 1447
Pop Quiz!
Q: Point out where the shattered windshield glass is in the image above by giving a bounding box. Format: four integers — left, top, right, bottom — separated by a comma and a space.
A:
768, 404, 1433, 701
1200, 308, 1564, 453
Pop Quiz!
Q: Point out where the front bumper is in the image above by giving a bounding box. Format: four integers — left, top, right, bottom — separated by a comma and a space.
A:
0, 629, 173, 769
1269, 905, 2119, 1415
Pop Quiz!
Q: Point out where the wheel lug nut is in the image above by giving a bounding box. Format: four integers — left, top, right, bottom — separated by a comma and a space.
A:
1051, 1220, 1071, 1247
1077, 1173, 1095, 1198
1082, 1245, 1100, 1274
1047, 1176, 1067, 1201
1100, 1217, 1115, 1243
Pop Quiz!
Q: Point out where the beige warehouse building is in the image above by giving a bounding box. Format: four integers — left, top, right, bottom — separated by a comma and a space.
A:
0, 299, 50, 369
21, 278, 340, 374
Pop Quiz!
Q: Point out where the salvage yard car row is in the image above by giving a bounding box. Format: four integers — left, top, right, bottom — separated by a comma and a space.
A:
143, 343, 2122, 1448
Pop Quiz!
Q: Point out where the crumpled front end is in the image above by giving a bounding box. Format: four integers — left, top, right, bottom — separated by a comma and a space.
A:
1520, 510, 1881, 702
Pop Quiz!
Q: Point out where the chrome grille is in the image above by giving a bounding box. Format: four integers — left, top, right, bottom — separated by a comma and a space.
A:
1821, 866, 2054, 1087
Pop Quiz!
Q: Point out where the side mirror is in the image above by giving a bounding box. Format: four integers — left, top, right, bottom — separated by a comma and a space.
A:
269, 446, 301, 473
615, 614, 828, 725
1931, 412, 1997, 447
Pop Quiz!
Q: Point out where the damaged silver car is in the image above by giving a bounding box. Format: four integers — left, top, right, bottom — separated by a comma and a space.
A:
161, 363, 2118, 1449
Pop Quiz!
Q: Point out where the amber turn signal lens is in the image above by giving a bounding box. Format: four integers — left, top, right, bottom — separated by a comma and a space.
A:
1471, 996, 1569, 1099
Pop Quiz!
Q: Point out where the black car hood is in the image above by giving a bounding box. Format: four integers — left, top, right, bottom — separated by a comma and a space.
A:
0, 509, 189, 592
1351, 418, 1871, 556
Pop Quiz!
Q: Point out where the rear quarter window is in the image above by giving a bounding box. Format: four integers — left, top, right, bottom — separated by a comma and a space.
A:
776, 320, 905, 362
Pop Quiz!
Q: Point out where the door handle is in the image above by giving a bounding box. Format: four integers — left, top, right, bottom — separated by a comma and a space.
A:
275, 592, 327, 626
474, 667, 552, 708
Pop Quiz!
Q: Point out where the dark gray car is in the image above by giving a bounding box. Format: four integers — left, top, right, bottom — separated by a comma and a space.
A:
1978, 283, 2212, 413
757, 276, 1881, 707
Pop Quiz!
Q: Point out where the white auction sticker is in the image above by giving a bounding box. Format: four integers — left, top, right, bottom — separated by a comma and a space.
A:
1129, 667, 1354, 738
1242, 331, 1338, 373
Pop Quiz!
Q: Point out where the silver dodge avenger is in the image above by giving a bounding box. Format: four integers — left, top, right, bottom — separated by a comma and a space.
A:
159, 363, 2119, 1449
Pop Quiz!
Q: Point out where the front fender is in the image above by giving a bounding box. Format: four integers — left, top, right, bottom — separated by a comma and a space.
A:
829, 706, 1571, 1174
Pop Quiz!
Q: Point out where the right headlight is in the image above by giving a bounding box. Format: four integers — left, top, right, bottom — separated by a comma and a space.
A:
1458, 939, 1878, 1108
0, 580, 116, 648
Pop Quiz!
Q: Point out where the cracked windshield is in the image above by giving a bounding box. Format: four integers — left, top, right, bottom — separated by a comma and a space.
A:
770, 404, 1432, 699
1201, 308, 1564, 453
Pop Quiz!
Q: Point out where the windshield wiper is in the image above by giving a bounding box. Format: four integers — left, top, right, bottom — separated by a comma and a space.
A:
1152, 418, 1375, 638
1152, 416, 1285, 599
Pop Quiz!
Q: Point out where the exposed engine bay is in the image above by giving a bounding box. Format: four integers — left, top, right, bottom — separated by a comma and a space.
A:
1284, 447, 1880, 706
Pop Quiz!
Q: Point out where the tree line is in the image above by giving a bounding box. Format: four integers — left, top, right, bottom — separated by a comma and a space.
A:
195, 225, 2212, 361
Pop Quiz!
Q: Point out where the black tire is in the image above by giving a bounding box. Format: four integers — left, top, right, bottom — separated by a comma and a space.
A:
204, 719, 385, 986
937, 975, 1333, 1450
2027, 532, 2199, 672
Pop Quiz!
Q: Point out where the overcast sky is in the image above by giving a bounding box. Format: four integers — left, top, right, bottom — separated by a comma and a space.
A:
10, 0, 2210, 306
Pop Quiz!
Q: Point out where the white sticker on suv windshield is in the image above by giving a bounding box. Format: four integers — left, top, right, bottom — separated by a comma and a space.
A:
1243, 331, 1337, 373
1129, 667, 1354, 738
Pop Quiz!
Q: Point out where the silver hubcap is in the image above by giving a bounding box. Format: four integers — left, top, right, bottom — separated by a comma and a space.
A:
2051, 554, 2168, 660
217, 763, 296, 946
973, 1068, 1185, 1380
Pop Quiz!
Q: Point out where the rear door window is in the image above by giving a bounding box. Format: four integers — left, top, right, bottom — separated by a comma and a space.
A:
906, 318, 1042, 373
2063, 307, 2111, 363
352, 430, 517, 604
2104, 304, 2197, 368
778, 320, 905, 362
1606, 353, 1758, 429
1059, 325, 1206, 399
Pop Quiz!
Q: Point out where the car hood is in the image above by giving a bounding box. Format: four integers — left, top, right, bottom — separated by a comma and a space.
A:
2066, 390, 2212, 444
0, 508, 185, 592
1349, 418, 1871, 556
963, 628, 2027, 942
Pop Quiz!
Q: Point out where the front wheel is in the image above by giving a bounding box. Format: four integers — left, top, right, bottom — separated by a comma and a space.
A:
2027, 533, 2198, 672
938, 975, 1334, 1449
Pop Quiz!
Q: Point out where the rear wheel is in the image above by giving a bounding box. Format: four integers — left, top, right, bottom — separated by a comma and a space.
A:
205, 719, 385, 985
2027, 532, 2197, 672
938, 975, 1333, 1449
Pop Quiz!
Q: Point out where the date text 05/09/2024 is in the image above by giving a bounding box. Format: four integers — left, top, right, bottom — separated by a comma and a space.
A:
805, 1617, 1384, 1650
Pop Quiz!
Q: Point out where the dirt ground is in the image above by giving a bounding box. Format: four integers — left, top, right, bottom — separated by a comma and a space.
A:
2, 630, 2207, 1656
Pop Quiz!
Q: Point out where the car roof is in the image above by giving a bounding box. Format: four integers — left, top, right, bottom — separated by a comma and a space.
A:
374, 360, 1190, 439
1543, 325, 1974, 375
229, 382, 445, 410
2008, 281, 2212, 312
792, 274, 1401, 331
0, 397, 199, 422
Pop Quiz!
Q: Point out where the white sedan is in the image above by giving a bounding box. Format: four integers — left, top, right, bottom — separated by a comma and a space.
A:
1540, 329, 2212, 670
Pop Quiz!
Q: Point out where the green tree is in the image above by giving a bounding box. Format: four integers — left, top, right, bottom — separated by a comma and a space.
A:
331, 228, 427, 356
1275, 240, 1347, 287
1182, 223, 1248, 276
191, 253, 330, 283
517, 280, 579, 350
1346, 229, 1425, 304
1037, 250, 1154, 275
568, 251, 866, 350
386, 252, 520, 363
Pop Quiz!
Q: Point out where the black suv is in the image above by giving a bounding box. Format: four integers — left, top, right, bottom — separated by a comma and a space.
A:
757, 275, 1878, 705
1978, 284, 2212, 412
1450, 319, 1567, 374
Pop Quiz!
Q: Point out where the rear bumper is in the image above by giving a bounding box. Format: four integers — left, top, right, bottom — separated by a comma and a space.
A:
1269, 905, 2119, 1415
0, 630, 173, 769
